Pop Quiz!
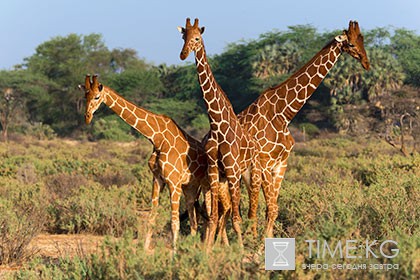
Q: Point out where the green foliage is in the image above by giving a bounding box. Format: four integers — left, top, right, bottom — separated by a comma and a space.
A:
190, 113, 210, 139
0, 184, 47, 265
146, 98, 201, 128
1, 26, 418, 139
106, 67, 164, 105
1, 137, 419, 279
298, 122, 320, 137
158, 63, 201, 101
91, 115, 135, 141
390, 28, 420, 86
47, 184, 139, 236
20, 33, 148, 136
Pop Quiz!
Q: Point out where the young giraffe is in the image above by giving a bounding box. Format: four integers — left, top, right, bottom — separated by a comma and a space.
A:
79, 74, 230, 249
178, 18, 261, 247
238, 21, 370, 237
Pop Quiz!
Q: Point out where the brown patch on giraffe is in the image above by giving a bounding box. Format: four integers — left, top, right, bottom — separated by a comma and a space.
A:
286, 91, 297, 103
287, 78, 297, 89
319, 65, 328, 75
225, 129, 236, 143
290, 99, 305, 110
310, 75, 323, 86
298, 74, 310, 87
321, 55, 329, 65
307, 66, 318, 76
313, 56, 322, 67
297, 88, 307, 100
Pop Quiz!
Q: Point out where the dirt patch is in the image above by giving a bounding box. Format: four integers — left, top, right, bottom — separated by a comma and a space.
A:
0, 234, 107, 278
27, 234, 106, 259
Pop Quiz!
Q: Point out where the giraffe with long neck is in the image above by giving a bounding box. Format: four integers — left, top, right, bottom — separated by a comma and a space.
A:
178, 18, 260, 247
238, 21, 370, 237
79, 75, 230, 249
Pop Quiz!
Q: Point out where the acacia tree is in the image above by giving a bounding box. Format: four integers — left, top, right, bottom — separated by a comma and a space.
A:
23, 33, 143, 136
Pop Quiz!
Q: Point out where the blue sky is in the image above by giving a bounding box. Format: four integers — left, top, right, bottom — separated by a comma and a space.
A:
1, 0, 419, 69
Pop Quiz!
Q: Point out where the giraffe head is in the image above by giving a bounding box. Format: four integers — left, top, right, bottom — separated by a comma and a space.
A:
78, 74, 105, 124
177, 18, 205, 60
335, 21, 370, 70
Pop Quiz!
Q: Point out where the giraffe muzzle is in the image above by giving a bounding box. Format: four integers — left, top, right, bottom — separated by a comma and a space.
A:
180, 50, 189, 60
85, 112, 93, 124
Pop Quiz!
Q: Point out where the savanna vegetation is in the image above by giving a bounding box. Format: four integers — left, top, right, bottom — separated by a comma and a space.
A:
0, 136, 418, 279
0, 24, 419, 279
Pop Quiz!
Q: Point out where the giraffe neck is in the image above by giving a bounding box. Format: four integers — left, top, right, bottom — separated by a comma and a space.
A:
194, 46, 235, 122
269, 39, 343, 124
102, 87, 163, 146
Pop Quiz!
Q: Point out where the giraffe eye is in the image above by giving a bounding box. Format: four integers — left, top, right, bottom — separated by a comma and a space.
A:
94, 94, 100, 100
195, 37, 200, 41
348, 43, 355, 47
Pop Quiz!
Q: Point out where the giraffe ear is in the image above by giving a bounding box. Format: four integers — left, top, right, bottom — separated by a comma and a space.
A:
78, 85, 86, 91
200, 27, 205, 34
98, 84, 103, 91
177, 26, 185, 34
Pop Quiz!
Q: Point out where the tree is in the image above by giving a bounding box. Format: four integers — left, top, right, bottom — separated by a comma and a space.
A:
390, 28, 420, 87
251, 40, 302, 89
325, 46, 405, 102
0, 70, 53, 141
23, 33, 145, 136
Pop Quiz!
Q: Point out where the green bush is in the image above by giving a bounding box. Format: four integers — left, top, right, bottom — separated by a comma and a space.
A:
298, 122, 320, 138
0, 184, 46, 266
91, 115, 135, 141
46, 184, 140, 236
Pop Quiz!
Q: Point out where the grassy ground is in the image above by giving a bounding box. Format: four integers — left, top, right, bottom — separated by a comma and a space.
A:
0, 135, 418, 279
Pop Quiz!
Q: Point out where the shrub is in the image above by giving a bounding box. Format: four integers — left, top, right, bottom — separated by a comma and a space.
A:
91, 116, 135, 141
0, 186, 46, 266
46, 184, 139, 236
298, 122, 320, 138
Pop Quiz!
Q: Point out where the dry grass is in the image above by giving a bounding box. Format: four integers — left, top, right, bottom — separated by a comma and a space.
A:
0, 136, 418, 279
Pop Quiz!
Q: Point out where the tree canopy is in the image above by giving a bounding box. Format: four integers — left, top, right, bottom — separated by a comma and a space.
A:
0, 25, 418, 141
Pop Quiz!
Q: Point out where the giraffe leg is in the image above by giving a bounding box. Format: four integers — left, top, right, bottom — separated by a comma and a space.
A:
261, 168, 276, 238
216, 178, 231, 246
247, 161, 262, 238
206, 166, 220, 247
144, 175, 164, 250
182, 186, 198, 236
200, 182, 211, 241
230, 184, 243, 247
266, 160, 288, 237
204, 140, 220, 248
225, 164, 243, 247
168, 183, 182, 250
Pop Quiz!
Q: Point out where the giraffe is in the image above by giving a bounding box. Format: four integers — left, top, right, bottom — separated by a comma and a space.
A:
79, 74, 230, 249
178, 18, 261, 247
237, 21, 370, 238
